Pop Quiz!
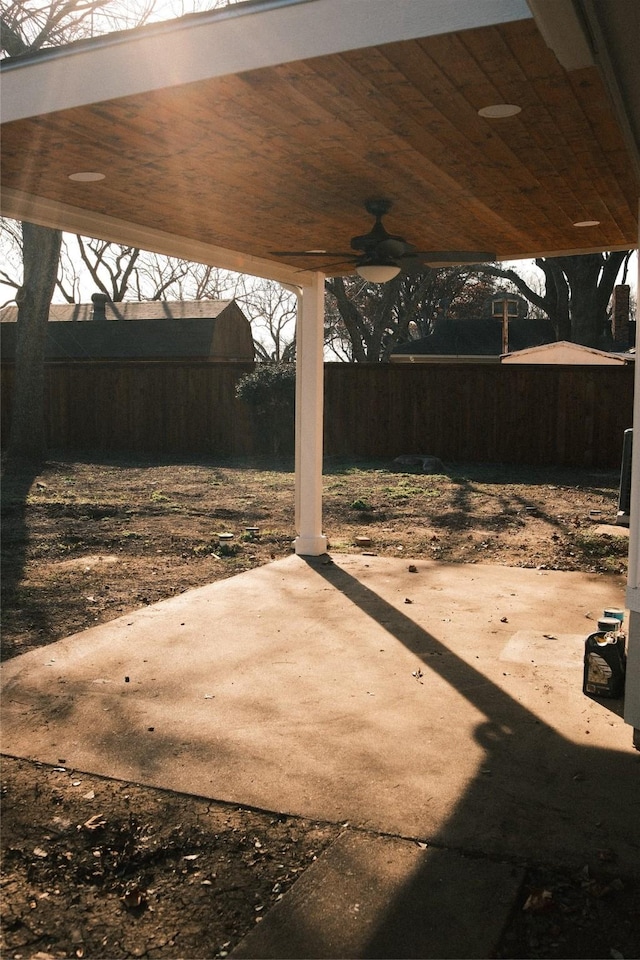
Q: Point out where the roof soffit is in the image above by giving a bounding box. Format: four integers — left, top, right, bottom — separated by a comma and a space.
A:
1, 0, 638, 278
1, 0, 532, 122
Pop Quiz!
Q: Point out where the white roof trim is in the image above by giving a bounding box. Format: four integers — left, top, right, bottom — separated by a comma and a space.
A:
1, 186, 315, 286
1, 0, 531, 122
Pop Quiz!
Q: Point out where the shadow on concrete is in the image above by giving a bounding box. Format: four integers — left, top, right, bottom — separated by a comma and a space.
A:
301, 556, 640, 957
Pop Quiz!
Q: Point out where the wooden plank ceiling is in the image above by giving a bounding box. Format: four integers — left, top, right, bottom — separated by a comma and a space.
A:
1, 17, 638, 274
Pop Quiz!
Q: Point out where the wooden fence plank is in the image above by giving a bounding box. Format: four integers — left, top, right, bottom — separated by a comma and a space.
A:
1, 361, 633, 467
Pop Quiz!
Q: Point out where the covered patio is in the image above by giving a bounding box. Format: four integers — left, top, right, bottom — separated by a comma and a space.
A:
2, 0, 639, 737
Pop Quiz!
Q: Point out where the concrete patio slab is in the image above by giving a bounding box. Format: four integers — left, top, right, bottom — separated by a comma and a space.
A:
231, 832, 523, 959
2, 555, 639, 875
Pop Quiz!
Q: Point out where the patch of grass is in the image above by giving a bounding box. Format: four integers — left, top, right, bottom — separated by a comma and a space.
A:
323, 459, 387, 476
150, 491, 171, 503
206, 470, 227, 486
381, 478, 444, 501
217, 542, 240, 558
574, 531, 628, 558
350, 498, 373, 512
54, 542, 79, 555
192, 543, 214, 557
240, 532, 260, 543
566, 531, 628, 574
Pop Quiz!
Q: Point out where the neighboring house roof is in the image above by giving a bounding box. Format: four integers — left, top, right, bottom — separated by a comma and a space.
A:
0, 300, 254, 361
391, 316, 556, 360
501, 341, 633, 364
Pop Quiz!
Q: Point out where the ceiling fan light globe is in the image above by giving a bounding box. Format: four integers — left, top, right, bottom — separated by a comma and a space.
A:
356, 262, 401, 283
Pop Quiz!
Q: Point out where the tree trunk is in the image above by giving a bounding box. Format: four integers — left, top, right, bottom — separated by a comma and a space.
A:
534, 258, 571, 340
557, 255, 602, 347
477, 252, 630, 347
325, 277, 368, 362
7, 222, 62, 464
562, 252, 628, 347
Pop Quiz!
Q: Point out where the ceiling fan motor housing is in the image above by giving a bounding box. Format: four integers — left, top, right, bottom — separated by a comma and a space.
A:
350, 199, 408, 261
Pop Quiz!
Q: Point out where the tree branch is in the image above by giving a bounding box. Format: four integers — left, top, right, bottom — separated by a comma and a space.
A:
1, 15, 29, 55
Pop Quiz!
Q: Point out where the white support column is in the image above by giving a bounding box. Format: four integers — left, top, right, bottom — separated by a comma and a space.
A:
624, 209, 640, 745
293, 273, 328, 556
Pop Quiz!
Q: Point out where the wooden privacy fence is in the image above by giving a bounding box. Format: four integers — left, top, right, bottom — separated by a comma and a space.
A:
323, 363, 634, 467
1, 360, 634, 466
1, 361, 255, 457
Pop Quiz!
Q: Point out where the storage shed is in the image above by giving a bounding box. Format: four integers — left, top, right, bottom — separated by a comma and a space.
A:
0, 298, 254, 362
501, 341, 634, 364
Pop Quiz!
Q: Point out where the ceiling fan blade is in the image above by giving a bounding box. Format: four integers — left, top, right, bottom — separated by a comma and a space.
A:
398, 255, 424, 276
271, 203, 495, 278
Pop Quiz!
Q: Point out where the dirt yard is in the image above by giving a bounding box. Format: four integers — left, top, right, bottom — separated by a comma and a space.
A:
1, 453, 637, 959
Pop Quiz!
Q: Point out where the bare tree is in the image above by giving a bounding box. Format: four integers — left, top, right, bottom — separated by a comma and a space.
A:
325, 268, 496, 362
233, 278, 297, 362
1, 4, 131, 460
1, 0, 177, 462
0, 218, 23, 307
182, 262, 232, 302
76, 238, 144, 301
8, 223, 62, 461
134, 253, 213, 302
3, 230, 226, 305
475, 252, 633, 347
0, 0, 158, 54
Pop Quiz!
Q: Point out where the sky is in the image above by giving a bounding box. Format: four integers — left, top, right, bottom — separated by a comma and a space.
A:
0, 240, 637, 311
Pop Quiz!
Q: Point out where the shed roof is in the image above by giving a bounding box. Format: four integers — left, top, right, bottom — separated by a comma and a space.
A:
0, 299, 240, 323
0, 300, 244, 323
500, 340, 633, 364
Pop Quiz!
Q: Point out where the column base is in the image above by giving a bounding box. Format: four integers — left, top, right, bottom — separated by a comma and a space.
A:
294, 534, 328, 557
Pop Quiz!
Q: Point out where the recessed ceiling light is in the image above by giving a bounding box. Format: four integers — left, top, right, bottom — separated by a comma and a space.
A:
68, 171, 106, 182
478, 104, 522, 118
573, 219, 600, 227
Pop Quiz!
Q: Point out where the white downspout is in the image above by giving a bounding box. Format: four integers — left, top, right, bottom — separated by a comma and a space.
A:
624, 205, 640, 748
287, 273, 328, 556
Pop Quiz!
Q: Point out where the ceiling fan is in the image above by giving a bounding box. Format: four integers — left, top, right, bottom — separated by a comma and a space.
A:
272, 199, 495, 282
